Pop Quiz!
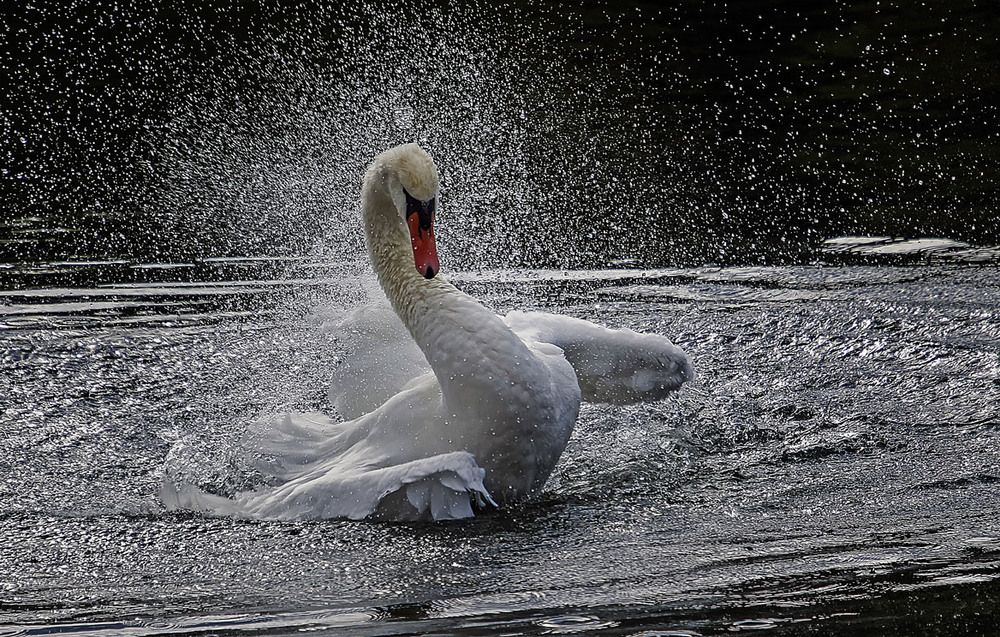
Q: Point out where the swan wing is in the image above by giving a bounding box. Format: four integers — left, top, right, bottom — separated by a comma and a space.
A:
164, 376, 496, 521
504, 310, 693, 404
163, 449, 495, 521
327, 301, 430, 420
245, 447, 495, 521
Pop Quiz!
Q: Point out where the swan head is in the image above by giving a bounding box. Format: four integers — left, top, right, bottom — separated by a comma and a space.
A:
367, 143, 441, 279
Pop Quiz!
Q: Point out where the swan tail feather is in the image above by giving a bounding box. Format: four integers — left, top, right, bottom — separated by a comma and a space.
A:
394, 459, 499, 521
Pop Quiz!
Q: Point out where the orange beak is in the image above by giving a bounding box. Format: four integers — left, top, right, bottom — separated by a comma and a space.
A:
407, 211, 439, 279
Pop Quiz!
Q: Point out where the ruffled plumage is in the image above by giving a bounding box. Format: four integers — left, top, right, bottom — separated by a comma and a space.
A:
162, 143, 691, 521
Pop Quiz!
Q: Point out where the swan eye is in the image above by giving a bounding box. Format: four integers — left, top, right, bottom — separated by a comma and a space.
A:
403, 188, 435, 231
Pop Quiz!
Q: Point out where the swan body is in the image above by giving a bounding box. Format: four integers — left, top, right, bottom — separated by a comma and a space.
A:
162, 143, 692, 521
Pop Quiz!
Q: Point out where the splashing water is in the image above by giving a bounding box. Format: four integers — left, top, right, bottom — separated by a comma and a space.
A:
4, 0, 1000, 634
8, 1, 996, 269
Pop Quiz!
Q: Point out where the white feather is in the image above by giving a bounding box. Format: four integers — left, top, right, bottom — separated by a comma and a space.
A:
163, 143, 691, 521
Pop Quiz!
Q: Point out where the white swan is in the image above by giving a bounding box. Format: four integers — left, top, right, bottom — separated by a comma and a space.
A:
162, 143, 692, 521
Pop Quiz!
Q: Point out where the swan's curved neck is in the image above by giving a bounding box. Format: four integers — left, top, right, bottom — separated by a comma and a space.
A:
361, 172, 536, 413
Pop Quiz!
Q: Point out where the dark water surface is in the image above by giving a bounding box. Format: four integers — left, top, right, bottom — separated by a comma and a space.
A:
2, 263, 1000, 635
3, 0, 1000, 635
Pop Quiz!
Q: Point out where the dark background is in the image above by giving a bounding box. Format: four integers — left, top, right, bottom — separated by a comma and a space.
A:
2, 0, 998, 268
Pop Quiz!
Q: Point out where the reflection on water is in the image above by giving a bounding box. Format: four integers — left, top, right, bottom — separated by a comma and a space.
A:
823, 236, 1000, 264
2, 263, 999, 634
